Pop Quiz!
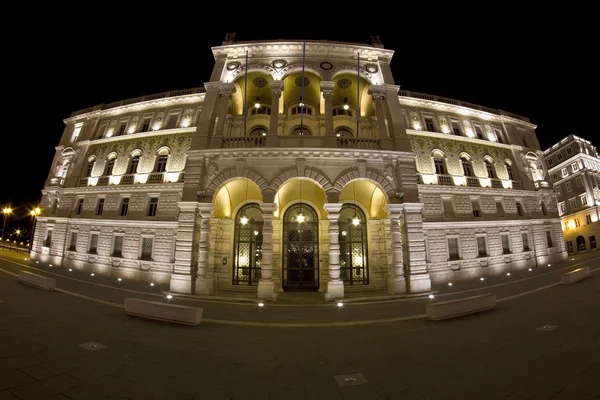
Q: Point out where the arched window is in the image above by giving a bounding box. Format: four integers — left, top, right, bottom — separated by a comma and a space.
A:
291, 126, 311, 136
127, 155, 140, 174
249, 126, 268, 137
335, 128, 353, 138
461, 157, 474, 177
233, 203, 263, 286
339, 204, 368, 285
485, 160, 496, 178
85, 159, 95, 177
506, 163, 514, 180
434, 154, 446, 175
105, 156, 116, 176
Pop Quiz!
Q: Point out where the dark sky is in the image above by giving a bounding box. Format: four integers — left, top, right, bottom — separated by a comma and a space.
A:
3, 10, 595, 231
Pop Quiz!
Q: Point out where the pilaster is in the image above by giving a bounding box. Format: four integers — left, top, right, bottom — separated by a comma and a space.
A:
268, 81, 283, 147
190, 82, 221, 150
258, 203, 278, 300
209, 83, 236, 149
170, 201, 199, 294
195, 203, 215, 295
384, 204, 406, 294
401, 203, 431, 293
324, 203, 344, 300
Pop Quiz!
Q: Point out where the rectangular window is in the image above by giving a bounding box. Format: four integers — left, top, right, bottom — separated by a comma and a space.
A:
471, 199, 481, 218
559, 202, 566, 215
477, 236, 487, 257
494, 128, 504, 143
105, 159, 115, 176
561, 168, 568, 178
140, 117, 151, 132
516, 202, 524, 217
76, 198, 84, 215
496, 201, 505, 217
113, 236, 123, 257
44, 230, 53, 248
117, 122, 127, 136
580, 195, 588, 206
557, 153, 563, 161
569, 197, 577, 210
165, 113, 179, 129
424, 117, 435, 132
155, 155, 168, 173
575, 218, 581, 228
566, 182, 572, 192
566, 147, 572, 155
434, 158, 446, 175
567, 241, 573, 253
147, 197, 158, 217
474, 125, 484, 139
442, 198, 454, 218
96, 198, 105, 216
522, 233, 530, 251
128, 156, 140, 174
69, 232, 78, 251
141, 237, 153, 260
548, 158, 554, 166
586, 214, 592, 224
501, 234, 510, 254
552, 173, 558, 182
95, 124, 107, 139
448, 238, 460, 260
120, 198, 129, 216
89, 233, 98, 254
590, 235, 597, 250
575, 176, 583, 187
546, 231, 553, 248
572, 162, 579, 172
556, 185, 562, 196
451, 121, 461, 136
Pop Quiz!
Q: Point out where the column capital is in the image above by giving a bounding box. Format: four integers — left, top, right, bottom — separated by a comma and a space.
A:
369, 84, 401, 97
324, 203, 343, 217
204, 82, 222, 92
177, 201, 199, 213
402, 203, 424, 213
270, 80, 284, 94
260, 202, 278, 215
384, 204, 404, 218
219, 82, 236, 97
320, 81, 335, 95
197, 203, 215, 217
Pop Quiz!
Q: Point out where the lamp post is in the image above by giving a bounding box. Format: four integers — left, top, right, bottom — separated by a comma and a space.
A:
29, 207, 41, 247
1, 207, 12, 241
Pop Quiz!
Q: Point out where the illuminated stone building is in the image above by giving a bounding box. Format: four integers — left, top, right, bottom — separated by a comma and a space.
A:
544, 135, 600, 253
32, 36, 567, 300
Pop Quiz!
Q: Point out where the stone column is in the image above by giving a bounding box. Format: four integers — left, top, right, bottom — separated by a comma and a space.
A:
209, 83, 236, 149
258, 202, 278, 300
190, 82, 221, 150
384, 204, 406, 294
320, 81, 335, 135
268, 81, 283, 146
379, 84, 413, 153
170, 202, 199, 294
324, 203, 344, 300
195, 203, 215, 295
402, 203, 431, 293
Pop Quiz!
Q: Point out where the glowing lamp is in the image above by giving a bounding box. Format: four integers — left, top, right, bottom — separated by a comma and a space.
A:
296, 212, 305, 223
352, 215, 360, 226
240, 215, 249, 226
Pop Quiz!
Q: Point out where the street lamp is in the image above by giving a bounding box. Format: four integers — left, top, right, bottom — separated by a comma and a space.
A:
1, 207, 12, 241
29, 207, 41, 245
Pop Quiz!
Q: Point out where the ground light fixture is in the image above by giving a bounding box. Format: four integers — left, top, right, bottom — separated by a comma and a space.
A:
548, 264, 552, 267
166, 295, 173, 300
480, 277, 485, 281
49, 264, 53, 267
258, 302, 265, 307
529, 268, 533, 271
507, 272, 511, 276
448, 282, 453, 286
68, 269, 72, 272
117, 278, 122, 282
428, 294, 435, 299
90, 273, 95, 277
150, 283, 155, 287
337, 302, 344, 307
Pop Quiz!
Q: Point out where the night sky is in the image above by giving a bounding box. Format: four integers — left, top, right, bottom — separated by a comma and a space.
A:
3, 11, 594, 232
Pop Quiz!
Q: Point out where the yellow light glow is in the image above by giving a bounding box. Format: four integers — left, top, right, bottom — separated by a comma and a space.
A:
343, 104, 349, 110
109, 176, 121, 185
135, 174, 148, 184
88, 177, 99, 186
3, 207, 12, 214
180, 118, 191, 128
254, 102, 260, 109
296, 212, 305, 223
341, 230, 347, 236
35, 207, 41, 215
238, 256, 248, 266
421, 174, 435, 185
352, 215, 360, 226
502, 180, 512, 189
453, 176, 466, 186
356, 256, 363, 264
240, 215, 248, 225
166, 172, 180, 183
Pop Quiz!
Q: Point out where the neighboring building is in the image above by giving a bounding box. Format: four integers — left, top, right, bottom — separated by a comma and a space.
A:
31, 36, 567, 301
544, 135, 600, 253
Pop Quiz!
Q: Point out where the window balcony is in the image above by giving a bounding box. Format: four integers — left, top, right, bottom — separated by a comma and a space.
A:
467, 177, 480, 187
337, 137, 381, 150
437, 174, 454, 186
491, 178, 504, 189
222, 136, 266, 148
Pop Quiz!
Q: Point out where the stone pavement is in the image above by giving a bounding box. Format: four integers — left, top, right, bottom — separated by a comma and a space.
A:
0, 251, 599, 399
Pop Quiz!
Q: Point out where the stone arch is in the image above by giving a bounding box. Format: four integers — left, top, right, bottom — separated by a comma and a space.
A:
332, 167, 394, 201
269, 166, 333, 194
155, 146, 171, 156
331, 67, 376, 85
280, 64, 324, 81
206, 167, 269, 199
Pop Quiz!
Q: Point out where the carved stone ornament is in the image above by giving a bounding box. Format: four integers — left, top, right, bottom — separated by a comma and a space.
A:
226, 61, 241, 71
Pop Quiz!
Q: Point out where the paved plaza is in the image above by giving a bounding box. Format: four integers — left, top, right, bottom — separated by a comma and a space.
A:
0, 249, 598, 399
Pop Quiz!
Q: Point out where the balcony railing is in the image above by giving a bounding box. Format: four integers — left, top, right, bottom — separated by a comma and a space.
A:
337, 137, 380, 150
511, 180, 521, 190
120, 174, 134, 185
148, 172, 164, 184
467, 177, 480, 187
491, 178, 504, 189
437, 175, 454, 186
222, 136, 266, 148
97, 176, 109, 186
419, 174, 522, 190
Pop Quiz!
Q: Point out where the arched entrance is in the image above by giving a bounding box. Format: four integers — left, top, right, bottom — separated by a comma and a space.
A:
282, 203, 319, 291
232, 203, 263, 286
339, 204, 368, 285
576, 235, 586, 252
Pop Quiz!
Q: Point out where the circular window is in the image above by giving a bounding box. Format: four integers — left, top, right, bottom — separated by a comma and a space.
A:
364, 63, 379, 73
291, 126, 311, 136
272, 59, 287, 69
320, 61, 333, 70
295, 76, 310, 87
226, 61, 241, 71
253, 77, 268, 88
337, 78, 352, 89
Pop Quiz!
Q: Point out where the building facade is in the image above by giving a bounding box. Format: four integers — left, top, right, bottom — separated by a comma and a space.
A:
544, 135, 600, 254
31, 37, 567, 301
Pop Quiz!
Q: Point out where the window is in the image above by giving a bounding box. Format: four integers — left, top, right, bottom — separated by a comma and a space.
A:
96, 198, 104, 216
561, 168, 568, 178
580, 195, 588, 206
44, 230, 53, 248
546, 231, 553, 248
461, 158, 473, 177
572, 162, 579, 172
155, 155, 168, 173
548, 158, 554, 166
566, 147, 573, 155
590, 235, 597, 250
566, 241, 573, 253
556, 185, 562, 196
471, 199, 481, 218
75, 198, 84, 215
575, 218, 581, 228
522, 233, 530, 251
127, 155, 140, 174
165, 113, 179, 129
105, 158, 115, 176
140, 117, 151, 132
477, 236, 487, 257
506, 163, 514, 180
292, 106, 314, 115
95, 124, 107, 139
569, 197, 577, 210
338, 204, 369, 285
494, 128, 504, 143
485, 160, 495, 178
566, 182, 572, 192
552, 173, 558, 182
442, 197, 454, 218
557, 153, 563, 161
586, 214, 592, 224
559, 202, 566, 215
496, 200, 505, 217
335, 129, 353, 138
575, 176, 583, 187
451, 121, 461, 136
501, 234, 511, 254
69, 232, 78, 251
117, 122, 127, 136
120, 198, 129, 216
424, 117, 436, 132
147, 197, 158, 217
249, 127, 268, 137
141, 237, 153, 260
474, 126, 484, 139
448, 237, 460, 260
85, 161, 95, 177
516, 202, 524, 217
291, 126, 311, 136
434, 156, 446, 175
113, 236, 123, 257
89, 233, 98, 254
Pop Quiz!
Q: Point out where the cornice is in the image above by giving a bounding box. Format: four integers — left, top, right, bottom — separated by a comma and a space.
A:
189, 147, 416, 161
548, 153, 600, 175
418, 184, 541, 197
88, 127, 195, 146
60, 183, 183, 195
423, 217, 560, 229
39, 216, 178, 229
407, 130, 519, 151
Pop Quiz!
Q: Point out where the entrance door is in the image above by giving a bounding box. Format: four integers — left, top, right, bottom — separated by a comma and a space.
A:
283, 203, 319, 291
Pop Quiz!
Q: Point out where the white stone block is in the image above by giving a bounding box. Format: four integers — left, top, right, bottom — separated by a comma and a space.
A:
18, 270, 56, 291
124, 298, 202, 325
426, 293, 496, 320
561, 267, 590, 285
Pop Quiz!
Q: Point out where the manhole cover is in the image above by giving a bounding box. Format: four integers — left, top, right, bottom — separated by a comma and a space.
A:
334, 373, 368, 387
536, 325, 558, 331
79, 342, 107, 351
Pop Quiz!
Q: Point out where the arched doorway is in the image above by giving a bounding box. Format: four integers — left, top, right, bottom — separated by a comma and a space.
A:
576, 235, 586, 252
232, 203, 263, 285
339, 204, 368, 285
282, 203, 319, 291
